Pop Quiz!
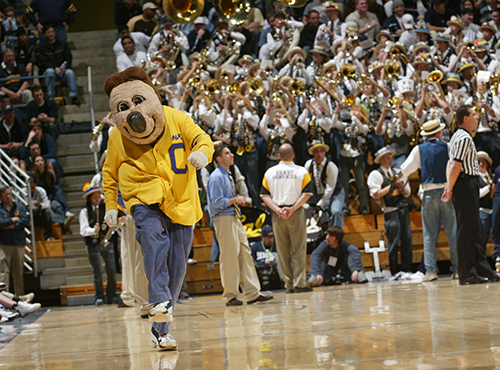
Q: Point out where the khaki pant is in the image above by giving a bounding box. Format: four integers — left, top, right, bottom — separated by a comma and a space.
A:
213, 214, 261, 302
120, 215, 149, 307
0, 244, 25, 295
272, 208, 307, 290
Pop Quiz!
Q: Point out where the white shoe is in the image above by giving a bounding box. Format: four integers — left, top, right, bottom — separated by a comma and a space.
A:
0, 307, 19, 320
187, 258, 197, 265
148, 301, 173, 323
150, 328, 178, 350
16, 301, 41, 316
452, 272, 459, 280
65, 211, 75, 218
0, 315, 7, 323
423, 271, 438, 282
411, 271, 425, 279
19, 293, 35, 303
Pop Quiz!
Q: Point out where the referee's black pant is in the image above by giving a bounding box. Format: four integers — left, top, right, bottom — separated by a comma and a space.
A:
452, 175, 493, 280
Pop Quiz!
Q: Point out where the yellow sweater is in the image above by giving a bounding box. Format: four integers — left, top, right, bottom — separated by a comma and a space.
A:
103, 106, 214, 226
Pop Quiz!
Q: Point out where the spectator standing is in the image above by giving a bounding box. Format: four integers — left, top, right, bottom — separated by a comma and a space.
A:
26, 86, 58, 140
0, 185, 29, 295
299, 10, 320, 64
114, 0, 142, 28
261, 143, 313, 294
127, 2, 160, 37
308, 226, 368, 286
79, 183, 118, 305
26, 0, 77, 43
441, 104, 500, 284
0, 105, 26, 158
0, 48, 33, 104
207, 144, 273, 306
38, 25, 80, 105
424, 0, 455, 33
400, 120, 459, 281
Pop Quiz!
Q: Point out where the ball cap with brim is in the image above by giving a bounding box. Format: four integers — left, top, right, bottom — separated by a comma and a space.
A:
260, 225, 274, 237
376, 30, 395, 43
443, 72, 463, 85
480, 23, 496, 34
374, 146, 396, 164
161, 16, 174, 25
477, 151, 493, 166
324, 1, 340, 10
458, 62, 475, 73
287, 46, 307, 61
193, 16, 207, 25
238, 54, 254, 66
402, 14, 414, 29
420, 119, 445, 136
447, 16, 464, 29
308, 140, 330, 155
2, 104, 14, 113
143, 2, 157, 11
82, 183, 103, 199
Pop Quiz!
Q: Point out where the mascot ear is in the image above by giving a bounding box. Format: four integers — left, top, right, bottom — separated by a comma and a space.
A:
104, 67, 162, 104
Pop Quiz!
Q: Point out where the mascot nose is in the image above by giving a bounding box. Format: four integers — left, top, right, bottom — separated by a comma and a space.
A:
127, 111, 147, 133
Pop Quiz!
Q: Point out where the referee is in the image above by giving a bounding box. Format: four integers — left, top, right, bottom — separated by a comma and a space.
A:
442, 105, 500, 285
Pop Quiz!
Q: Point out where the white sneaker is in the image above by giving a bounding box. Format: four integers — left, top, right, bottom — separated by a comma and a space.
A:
411, 271, 425, 280
0, 307, 19, 320
19, 293, 35, 303
65, 211, 75, 218
423, 271, 438, 282
16, 301, 41, 316
187, 258, 197, 265
148, 301, 173, 323
0, 315, 7, 323
150, 328, 178, 350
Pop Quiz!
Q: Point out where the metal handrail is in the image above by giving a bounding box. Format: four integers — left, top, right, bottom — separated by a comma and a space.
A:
88, 65, 99, 174
0, 150, 38, 277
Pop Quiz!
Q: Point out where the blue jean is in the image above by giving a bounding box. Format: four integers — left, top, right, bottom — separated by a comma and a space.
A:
325, 187, 345, 228
53, 185, 70, 214
421, 188, 458, 273
480, 210, 492, 254
339, 155, 368, 213
43, 68, 78, 98
385, 208, 413, 275
132, 204, 192, 335
86, 241, 117, 303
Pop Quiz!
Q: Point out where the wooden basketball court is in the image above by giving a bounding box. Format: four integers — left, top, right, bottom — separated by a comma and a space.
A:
2, 278, 500, 369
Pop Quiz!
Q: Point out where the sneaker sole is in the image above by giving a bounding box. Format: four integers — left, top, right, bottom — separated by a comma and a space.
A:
150, 340, 178, 351
148, 312, 173, 323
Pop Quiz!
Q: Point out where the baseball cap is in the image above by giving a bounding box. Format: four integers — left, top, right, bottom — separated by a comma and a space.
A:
260, 225, 274, 237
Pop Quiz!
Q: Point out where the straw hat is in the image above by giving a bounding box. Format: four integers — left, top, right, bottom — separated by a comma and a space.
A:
82, 183, 103, 199
479, 23, 496, 34
446, 16, 464, 29
287, 46, 307, 62
376, 30, 395, 43
238, 54, 254, 66
458, 62, 475, 73
308, 139, 330, 155
248, 61, 261, 76
435, 33, 450, 43
310, 44, 330, 57
443, 72, 463, 86
374, 146, 396, 164
420, 119, 445, 136
477, 151, 493, 166
152, 55, 169, 67
324, 1, 340, 10
412, 56, 429, 67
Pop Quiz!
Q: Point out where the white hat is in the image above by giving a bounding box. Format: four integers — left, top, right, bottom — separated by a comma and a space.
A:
193, 16, 208, 25
398, 78, 415, 97
402, 14, 414, 29
374, 146, 396, 164
143, 2, 157, 11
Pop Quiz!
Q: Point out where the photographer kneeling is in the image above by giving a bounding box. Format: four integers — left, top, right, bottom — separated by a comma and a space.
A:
308, 226, 368, 286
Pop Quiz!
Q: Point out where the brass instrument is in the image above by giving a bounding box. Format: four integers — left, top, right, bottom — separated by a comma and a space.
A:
287, 78, 305, 97
342, 95, 375, 131
271, 91, 295, 128
214, 0, 251, 26
91, 113, 111, 141
465, 42, 475, 51
276, 0, 307, 8
426, 70, 446, 101
205, 79, 221, 96
357, 73, 367, 86
228, 81, 240, 94
490, 74, 499, 96
220, 70, 231, 83
248, 77, 266, 101
384, 61, 400, 80
387, 97, 400, 109
339, 63, 356, 81
313, 76, 340, 102
163, 0, 204, 24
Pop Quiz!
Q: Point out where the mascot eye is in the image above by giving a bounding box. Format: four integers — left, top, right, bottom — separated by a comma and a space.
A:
118, 102, 129, 112
133, 95, 145, 106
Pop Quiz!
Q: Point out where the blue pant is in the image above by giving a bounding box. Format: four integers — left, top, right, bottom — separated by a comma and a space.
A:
86, 241, 117, 303
325, 187, 345, 228
132, 204, 192, 335
421, 188, 458, 273
43, 68, 78, 98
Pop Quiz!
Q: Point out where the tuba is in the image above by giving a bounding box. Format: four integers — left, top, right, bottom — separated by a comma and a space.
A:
214, 0, 251, 25
163, 0, 204, 24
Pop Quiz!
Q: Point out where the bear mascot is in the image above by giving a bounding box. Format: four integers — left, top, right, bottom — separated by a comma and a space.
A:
102, 67, 214, 350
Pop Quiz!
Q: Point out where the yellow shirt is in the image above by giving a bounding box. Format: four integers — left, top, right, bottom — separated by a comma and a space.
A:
103, 106, 214, 226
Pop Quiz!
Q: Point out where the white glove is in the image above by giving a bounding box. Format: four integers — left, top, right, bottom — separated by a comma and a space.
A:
188, 151, 208, 169
105, 209, 118, 228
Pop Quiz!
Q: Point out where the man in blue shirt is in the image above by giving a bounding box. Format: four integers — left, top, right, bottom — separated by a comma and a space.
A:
207, 144, 273, 306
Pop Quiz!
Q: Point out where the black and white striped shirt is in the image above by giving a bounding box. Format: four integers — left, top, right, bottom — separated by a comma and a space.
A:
448, 128, 480, 176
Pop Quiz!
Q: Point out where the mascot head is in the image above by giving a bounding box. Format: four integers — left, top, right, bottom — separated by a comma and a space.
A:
104, 67, 165, 145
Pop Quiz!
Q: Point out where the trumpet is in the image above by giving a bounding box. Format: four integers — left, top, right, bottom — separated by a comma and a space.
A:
287, 78, 305, 97
339, 63, 356, 81
205, 79, 221, 96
